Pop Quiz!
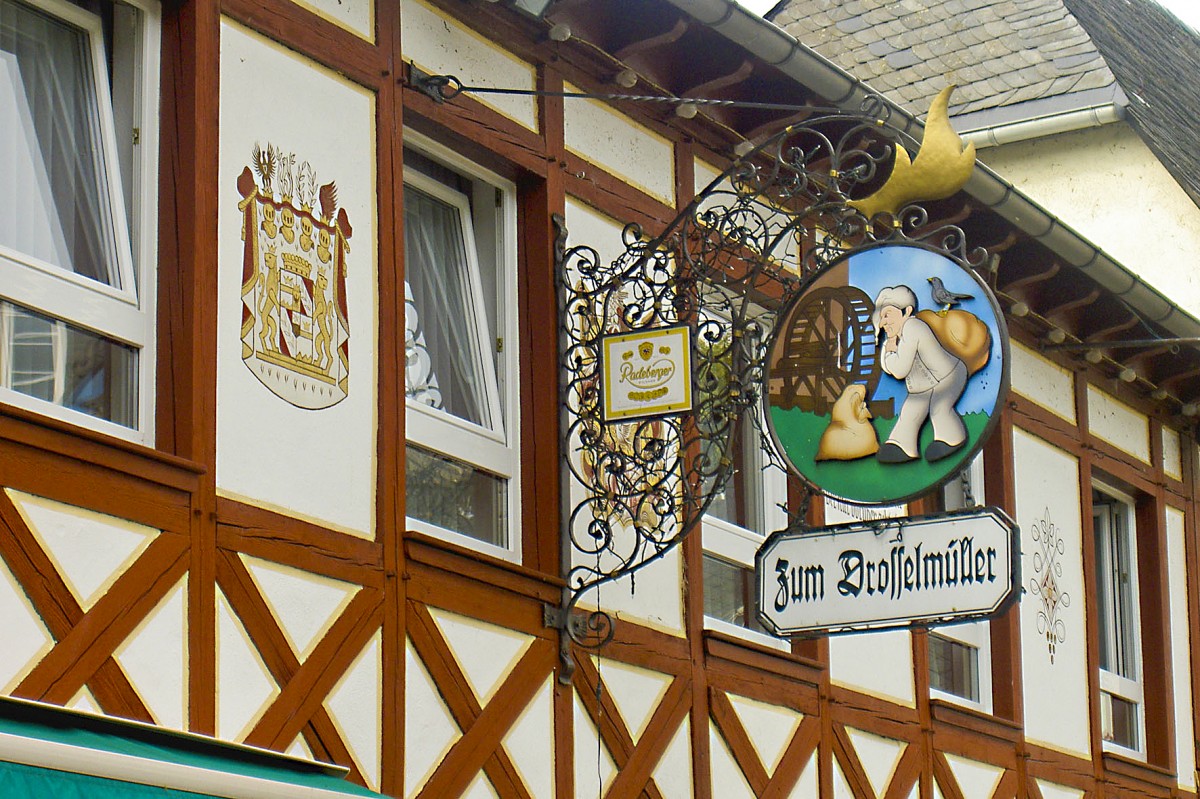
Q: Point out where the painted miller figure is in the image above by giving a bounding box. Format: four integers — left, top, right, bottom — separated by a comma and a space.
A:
873, 285, 967, 463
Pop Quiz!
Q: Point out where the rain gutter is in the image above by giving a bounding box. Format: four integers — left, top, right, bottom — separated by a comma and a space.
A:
661, 0, 1197, 339
960, 102, 1126, 149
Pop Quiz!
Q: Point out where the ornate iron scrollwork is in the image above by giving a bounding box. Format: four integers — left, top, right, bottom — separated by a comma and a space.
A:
550, 96, 988, 681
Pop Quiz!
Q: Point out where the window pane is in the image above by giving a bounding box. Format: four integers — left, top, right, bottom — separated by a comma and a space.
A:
1, 302, 137, 427
1094, 495, 1138, 680
0, 0, 121, 286
703, 554, 767, 634
404, 184, 497, 430
1102, 690, 1139, 750
928, 634, 979, 702
406, 444, 507, 547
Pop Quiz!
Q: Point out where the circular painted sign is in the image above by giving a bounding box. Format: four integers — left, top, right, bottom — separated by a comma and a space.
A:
763, 243, 1009, 506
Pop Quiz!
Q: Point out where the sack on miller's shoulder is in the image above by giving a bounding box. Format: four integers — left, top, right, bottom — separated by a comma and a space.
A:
916, 309, 991, 375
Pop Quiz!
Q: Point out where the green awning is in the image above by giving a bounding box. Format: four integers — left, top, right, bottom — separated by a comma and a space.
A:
0, 696, 383, 798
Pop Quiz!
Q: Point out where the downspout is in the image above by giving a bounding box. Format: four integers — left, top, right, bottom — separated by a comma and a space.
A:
661, 0, 1199, 339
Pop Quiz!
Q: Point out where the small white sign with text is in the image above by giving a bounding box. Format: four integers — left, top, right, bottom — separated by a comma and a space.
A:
756, 508, 1018, 636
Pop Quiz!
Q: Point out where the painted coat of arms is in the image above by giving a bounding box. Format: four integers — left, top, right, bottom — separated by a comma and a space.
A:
237, 144, 352, 409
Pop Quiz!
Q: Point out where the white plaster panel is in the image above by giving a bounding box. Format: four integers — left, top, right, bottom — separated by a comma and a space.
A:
1086, 385, 1149, 462
1167, 506, 1196, 789
242, 555, 357, 661
727, 694, 802, 776
404, 639, 461, 798
565, 197, 630, 269
400, 0, 536, 130
1010, 341, 1075, 423
68, 688, 101, 714
0, 555, 52, 693
597, 657, 671, 745
429, 608, 532, 706
286, 736, 314, 760
709, 723, 757, 799
463, 772, 500, 799
574, 693, 617, 797
8, 490, 155, 610
293, 0, 372, 41
1162, 426, 1183, 480
790, 754, 818, 798
981, 124, 1200, 321
502, 676, 554, 799
217, 20, 377, 537
564, 84, 675, 206
114, 578, 187, 730
1035, 780, 1085, 799
830, 630, 914, 708
325, 631, 381, 789
845, 728, 905, 798
1014, 428, 1090, 758
216, 589, 278, 741
652, 716, 693, 799
564, 198, 685, 635
943, 753, 1004, 799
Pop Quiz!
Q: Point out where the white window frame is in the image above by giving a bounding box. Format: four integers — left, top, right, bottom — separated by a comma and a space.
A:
1093, 481, 1146, 759
403, 131, 521, 563
929, 455, 993, 713
701, 424, 789, 651
0, 0, 159, 443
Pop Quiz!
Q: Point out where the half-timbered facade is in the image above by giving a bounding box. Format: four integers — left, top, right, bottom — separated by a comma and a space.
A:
1, 0, 1199, 797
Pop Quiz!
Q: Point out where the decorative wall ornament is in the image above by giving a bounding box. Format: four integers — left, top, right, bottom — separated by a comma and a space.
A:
237, 143, 353, 408
1028, 506, 1070, 662
552, 92, 993, 679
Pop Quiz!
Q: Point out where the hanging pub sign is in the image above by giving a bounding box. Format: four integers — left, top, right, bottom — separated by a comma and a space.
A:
764, 242, 1009, 506
756, 507, 1019, 636
601, 325, 693, 421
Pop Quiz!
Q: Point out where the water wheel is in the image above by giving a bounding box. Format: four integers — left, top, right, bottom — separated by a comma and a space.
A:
769, 285, 881, 415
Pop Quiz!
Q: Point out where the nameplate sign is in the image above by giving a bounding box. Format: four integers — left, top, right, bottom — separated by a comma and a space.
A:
756, 507, 1018, 636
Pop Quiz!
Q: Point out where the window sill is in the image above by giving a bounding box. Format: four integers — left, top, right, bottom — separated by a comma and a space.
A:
929, 698, 1021, 745
703, 628, 823, 682
0, 403, 202, 491
404, 530, 562, 603
1101, 750, 1173, 788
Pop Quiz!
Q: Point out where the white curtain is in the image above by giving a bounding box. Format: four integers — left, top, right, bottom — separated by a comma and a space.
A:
0, 0, 120, 287
403, 184, 495, 430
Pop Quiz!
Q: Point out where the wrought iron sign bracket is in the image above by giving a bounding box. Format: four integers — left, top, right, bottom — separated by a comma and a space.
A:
548, 90, 995, 681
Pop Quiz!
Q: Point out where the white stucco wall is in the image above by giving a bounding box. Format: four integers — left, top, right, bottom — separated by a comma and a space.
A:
980, 122, 1200, 320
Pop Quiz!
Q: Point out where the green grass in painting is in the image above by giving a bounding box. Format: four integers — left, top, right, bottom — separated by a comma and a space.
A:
769, 408, 993, 503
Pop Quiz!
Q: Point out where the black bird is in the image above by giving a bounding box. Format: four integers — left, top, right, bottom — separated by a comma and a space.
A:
927, 276, 973, 315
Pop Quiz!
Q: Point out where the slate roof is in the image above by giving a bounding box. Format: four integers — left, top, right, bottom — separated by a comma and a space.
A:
770, 0, 1122, 124
1060, 0, 1200, 208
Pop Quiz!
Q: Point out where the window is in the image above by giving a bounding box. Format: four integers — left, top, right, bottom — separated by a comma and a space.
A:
1093, 484, 1144, 755
403, 134, 520, 561
702, 418, 788, 649
928, 455, 992, 712
0, 0, 158, 440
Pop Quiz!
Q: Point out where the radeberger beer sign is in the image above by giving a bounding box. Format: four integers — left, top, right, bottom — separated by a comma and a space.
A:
764, 243, 1009, 506
601, 326, 692, 421
756, 508, 1019, 636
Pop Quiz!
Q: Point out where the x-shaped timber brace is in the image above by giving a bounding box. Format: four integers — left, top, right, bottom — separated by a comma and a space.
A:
548, 96, 994, 683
